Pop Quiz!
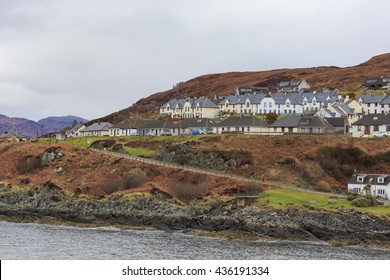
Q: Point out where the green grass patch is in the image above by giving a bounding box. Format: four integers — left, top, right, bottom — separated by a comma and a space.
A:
65, 137, 107, 148
123, 147, 156, 158
259, 188, 390, 216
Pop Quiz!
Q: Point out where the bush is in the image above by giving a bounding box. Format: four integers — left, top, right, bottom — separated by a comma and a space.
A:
238, 183, 264, 196
170, 182, 211, 202
314, 180, 331, 192
351, 196, 379, 207
300, 162, 325, 185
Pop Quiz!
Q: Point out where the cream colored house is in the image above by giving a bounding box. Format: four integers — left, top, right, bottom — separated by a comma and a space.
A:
160, 97, 220, 119
80, 122, 112, 137
351, 114, 390, 138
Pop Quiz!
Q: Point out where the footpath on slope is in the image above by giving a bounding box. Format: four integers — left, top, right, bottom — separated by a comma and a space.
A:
89, 147, 390, 205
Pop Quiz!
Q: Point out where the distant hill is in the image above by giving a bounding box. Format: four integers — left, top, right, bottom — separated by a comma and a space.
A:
93, 53, 390, 124
0, 115, 88, 138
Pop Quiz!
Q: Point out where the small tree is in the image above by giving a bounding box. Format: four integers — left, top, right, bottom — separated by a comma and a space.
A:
265, 112, 279, 125
363, 183, 372, 196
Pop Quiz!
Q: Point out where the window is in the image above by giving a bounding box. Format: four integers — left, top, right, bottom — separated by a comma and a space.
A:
246, 102, 250, 107
357, 125, 361, 131
387, 126, 390, 132
269, 102, 272, 108
301, 128, 306, 133
353, 187, 361, 193
367, 103, 371, 107
288, 127, 293, 133
357, 176, 364, 182
247, 127, 250, 132
377, 189, 385, 195
235, 127, 239, 131
373, 125, 379, 131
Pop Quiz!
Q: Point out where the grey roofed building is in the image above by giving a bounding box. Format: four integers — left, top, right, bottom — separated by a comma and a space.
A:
325, 117, 346, 127
137, 119, 176, 129
358, 94, 386, 104
81, 122, 112, 131
269, 115, 334, 130
65, 123, 84, 136
348, 173, 390, 186
0, 130, 28, 140
352, 114, 390, 125
178, 118, 215, 129
236, 86, 269, 95
217, 115, 268, 127
361, 77, 390, 90
163, 97, 219, 109
269, 115, 301, 127
276, 80, 310, 92
111, 118, 145, 129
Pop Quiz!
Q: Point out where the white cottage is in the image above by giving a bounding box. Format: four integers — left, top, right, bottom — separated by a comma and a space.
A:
348, 173, 390, 200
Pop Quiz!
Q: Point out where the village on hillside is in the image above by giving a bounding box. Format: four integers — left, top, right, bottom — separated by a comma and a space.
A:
41, 76, 390, 140
1, 76, 390, 200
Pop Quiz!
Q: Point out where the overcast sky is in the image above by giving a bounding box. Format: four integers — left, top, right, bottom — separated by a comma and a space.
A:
0, 0, 389, 121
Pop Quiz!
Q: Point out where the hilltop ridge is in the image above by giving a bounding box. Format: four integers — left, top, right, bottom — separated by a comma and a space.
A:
95, 53, 390, 124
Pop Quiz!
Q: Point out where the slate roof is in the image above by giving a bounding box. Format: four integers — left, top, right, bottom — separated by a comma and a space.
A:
0, 130, 28, 139
361, 77, 390, 88
177, 118, 215, 128
359, 95, 386, 103
65, 123, 84, 135
349, 173, 390, 186
217, 116, 268, 127
163, 97, 218, 109
269, 115, 301, 127
352, 114, 390, 125
269, 116, 333, 128
325, 117, 346, 127
111, 119, 147, 129
81, 122, 112, 132
138, 119, 176, 129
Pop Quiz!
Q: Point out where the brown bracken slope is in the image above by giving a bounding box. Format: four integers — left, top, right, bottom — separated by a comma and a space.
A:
95, 53, 390, 124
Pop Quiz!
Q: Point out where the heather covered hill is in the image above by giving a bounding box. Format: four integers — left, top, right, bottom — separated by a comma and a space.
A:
95, 53, 390, 124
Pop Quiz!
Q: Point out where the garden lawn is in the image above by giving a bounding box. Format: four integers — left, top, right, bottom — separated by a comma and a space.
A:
258, 188, 390, 217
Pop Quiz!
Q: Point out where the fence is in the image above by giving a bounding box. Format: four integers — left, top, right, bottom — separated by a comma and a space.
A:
89, 148, 261, 184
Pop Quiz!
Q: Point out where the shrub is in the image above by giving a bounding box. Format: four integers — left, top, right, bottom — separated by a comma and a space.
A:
351, 196, 379, 207
170, 182, 211, 202
238, 183, 264, 196
314, 180, 331, 192
300, 162, 325, 185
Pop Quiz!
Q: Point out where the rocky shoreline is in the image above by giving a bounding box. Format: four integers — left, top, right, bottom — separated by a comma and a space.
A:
1, 183, 390, 249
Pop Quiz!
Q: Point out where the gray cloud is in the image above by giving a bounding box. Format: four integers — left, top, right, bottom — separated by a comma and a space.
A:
0, 0, 389, 120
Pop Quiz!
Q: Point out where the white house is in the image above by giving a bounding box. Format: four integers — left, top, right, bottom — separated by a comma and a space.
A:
348, 173, 390, 200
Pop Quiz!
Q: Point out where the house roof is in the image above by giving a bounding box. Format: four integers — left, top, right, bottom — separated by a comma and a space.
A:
269, 115, 301, 127
0, 130, 28, 139
325, 117, 346, 127
163, 97, 219, 109
65, 123, 84, 135
359, 94, 386, 103
111, 119, 147, 129
349, 173, 390, 186
361, 77, 390, 88
270, 116, 333, 128
138, 119, 176, 129
218, 116, 268, 127
177, 118, 215, 128
352, 114, 390, 125
81, 122, 112, 132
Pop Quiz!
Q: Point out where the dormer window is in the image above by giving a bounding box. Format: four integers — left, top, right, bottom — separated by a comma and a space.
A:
378, 177, 384, 183
357, 176, 364, 182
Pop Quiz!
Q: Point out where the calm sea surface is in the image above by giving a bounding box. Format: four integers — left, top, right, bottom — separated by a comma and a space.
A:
1, 221, 389, 260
